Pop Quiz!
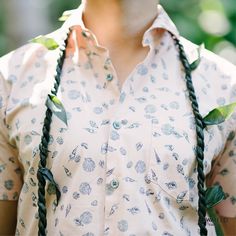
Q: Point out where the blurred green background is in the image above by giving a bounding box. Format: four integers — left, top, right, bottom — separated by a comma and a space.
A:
0, 0, 235, 64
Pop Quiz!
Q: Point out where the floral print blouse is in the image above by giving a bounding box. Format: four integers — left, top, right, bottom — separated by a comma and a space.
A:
0, 3, 236, 236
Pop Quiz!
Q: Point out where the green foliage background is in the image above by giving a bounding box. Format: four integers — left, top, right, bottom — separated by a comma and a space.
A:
163, 0, 236, 53
0, 4, 7, 56
0, 0, 235, 62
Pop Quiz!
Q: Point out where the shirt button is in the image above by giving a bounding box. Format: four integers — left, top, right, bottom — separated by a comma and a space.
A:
110, 179, 119, 189
113, 121, 121, 130
106, 74, 114, 81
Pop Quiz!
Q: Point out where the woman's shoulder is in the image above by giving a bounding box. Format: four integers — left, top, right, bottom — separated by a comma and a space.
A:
180, 36, 236, 77
0, 28, 63, 77
0, 28, 65, 91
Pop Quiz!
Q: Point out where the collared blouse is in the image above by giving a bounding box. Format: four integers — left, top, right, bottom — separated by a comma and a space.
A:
0, 3, 236, 236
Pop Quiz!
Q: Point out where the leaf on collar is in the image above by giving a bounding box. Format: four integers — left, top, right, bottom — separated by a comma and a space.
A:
58, 9, 77, 22
203, 102, 236, 126
190, 43, 204, 71
30, 36, 59, 50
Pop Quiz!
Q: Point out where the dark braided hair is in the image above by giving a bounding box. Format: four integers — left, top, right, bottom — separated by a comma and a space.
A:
36, 30, 207, 236
170, 33, 207, 235
37, 28, 70, 236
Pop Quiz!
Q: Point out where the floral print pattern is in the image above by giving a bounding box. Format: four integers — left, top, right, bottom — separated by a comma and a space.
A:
0, 4, 236, 236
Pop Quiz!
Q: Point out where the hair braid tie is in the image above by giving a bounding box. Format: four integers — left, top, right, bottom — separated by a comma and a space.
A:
170, 33, 207, 236
37, 28, 70, 236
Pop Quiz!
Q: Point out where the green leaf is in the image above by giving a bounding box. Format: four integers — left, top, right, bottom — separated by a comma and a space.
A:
190, 43, 204, 71
203, 102, 236, 126
38, 167, 61, 206
47, 182, 56, 195
205, 185, 227, 209
207, 207, 225, 236
58, 9, 77, 22
30, 36, 59, 50
58, 14, 70, 22
46, 94, 68, 126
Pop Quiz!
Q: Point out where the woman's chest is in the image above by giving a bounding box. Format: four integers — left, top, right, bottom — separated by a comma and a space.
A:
6, 67, 226, 202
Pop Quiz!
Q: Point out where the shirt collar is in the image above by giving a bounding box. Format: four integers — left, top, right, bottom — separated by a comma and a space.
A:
142, 5, 180, 45
61, 3, 180, 47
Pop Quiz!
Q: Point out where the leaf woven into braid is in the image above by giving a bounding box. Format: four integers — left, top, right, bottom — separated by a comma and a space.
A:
170, 33, 207, 236
37, 28, 70, 236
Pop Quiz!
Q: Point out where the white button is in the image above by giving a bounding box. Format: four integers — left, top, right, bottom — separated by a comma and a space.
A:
106, 74, 114, 81
113, 121, 121, 130
110, 179, 119, 189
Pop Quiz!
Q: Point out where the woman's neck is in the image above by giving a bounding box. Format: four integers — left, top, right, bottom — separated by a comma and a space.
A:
82, 0, 158, 51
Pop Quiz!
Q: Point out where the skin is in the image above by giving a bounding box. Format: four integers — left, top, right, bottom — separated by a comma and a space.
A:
1, 1, 235, 235
0, 200, 17, 235
82, 0, 159, 86
218, 216, 236, 236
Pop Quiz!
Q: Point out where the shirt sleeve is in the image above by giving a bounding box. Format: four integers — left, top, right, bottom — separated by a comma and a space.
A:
0, 70, 23, 201
206, 110, 236, 218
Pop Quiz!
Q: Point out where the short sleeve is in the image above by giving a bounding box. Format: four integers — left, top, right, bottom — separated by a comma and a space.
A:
206, 112, 236, 218
0, 71, 23, 201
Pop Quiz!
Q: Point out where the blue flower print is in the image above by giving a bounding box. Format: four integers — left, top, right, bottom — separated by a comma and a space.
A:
117, 219, 128, 232
74, 211, 93, 226
135, 160, 146, 173
79, 182, 92, 195
82, 158, 96, 172
4, 179, 14, 190
68, 90, 80, 100
144, 104, 157, 113
137, 64, 148, 75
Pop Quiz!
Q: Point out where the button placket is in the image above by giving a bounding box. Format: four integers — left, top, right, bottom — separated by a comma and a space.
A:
103, 87, 127, 223
105, 120, 122, 196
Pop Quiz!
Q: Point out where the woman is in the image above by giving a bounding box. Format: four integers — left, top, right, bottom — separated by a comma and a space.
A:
0, 0, 236, 235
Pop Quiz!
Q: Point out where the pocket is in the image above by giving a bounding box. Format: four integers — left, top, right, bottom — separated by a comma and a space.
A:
145, 122, 197, 202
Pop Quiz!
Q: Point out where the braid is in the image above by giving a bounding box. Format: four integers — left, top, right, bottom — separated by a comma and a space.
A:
37, 28, 70, 236
170, 33, 207, 236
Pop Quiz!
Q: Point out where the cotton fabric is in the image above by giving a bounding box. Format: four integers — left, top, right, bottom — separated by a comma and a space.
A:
0, 4, 236, 236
